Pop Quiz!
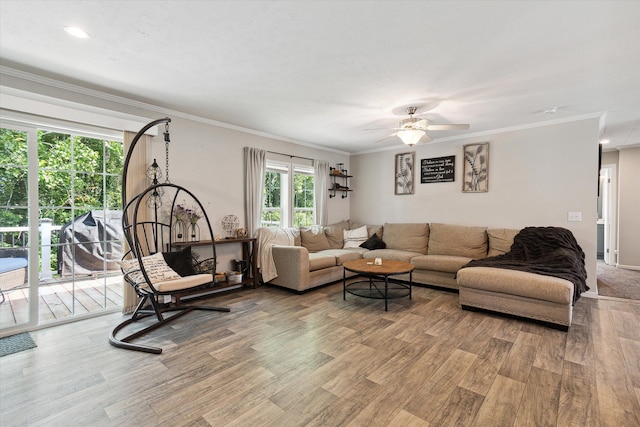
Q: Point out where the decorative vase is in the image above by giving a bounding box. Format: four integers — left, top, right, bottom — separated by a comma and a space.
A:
190, 222, 200, 241
174, 219, 187, 242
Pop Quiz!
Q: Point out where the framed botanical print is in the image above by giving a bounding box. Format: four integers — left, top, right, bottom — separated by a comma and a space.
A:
395, 152, 415, 195
463, 142, 489, 193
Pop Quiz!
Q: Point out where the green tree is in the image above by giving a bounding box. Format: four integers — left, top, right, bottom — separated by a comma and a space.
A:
1, 128, 123, 246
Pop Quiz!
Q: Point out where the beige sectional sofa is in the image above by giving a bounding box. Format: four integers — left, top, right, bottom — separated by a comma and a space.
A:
265, 221, 511, 292
260, 221, 579, 329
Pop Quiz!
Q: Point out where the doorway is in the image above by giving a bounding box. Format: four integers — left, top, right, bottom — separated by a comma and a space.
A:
597, 164, 616, 266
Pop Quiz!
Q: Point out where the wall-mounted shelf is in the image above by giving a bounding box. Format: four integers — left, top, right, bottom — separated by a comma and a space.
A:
329, 165, 352, 199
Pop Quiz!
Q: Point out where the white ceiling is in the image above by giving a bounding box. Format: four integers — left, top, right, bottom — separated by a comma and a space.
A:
1, 1, 639, 153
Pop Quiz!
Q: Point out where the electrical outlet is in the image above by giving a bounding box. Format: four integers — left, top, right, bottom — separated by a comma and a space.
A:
568, 212, 582, 222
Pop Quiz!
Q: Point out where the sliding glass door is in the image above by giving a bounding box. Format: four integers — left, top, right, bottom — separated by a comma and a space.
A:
0, 124, 124, 335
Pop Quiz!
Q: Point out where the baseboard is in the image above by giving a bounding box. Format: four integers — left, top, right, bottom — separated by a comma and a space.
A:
616, 264, 640, 271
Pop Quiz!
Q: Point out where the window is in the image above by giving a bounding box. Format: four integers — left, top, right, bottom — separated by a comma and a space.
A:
0, 122, 124, 332
262, 160, 315, 228
293, 167, 314, 227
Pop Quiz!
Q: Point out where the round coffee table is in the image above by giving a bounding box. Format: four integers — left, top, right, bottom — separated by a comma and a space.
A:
343, 259, 414, 311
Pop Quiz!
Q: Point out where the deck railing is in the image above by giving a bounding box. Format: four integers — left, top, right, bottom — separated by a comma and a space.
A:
0, 219, 61, 280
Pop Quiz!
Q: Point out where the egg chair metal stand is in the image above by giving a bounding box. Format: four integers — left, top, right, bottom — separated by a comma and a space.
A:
109, 117, 230, 354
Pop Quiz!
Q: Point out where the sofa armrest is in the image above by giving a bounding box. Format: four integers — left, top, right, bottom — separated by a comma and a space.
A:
270, 245, 310, 290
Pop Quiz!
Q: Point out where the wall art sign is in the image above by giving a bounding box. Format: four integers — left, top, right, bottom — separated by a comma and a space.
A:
421, 155, 455, 183
463, 142, 489, 193
395, 152, 415, 195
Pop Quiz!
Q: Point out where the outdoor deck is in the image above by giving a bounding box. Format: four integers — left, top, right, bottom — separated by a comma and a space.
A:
0, 275, 123, 328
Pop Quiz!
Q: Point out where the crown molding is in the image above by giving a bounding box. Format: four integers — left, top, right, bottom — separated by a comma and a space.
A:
0, 65, 351, 156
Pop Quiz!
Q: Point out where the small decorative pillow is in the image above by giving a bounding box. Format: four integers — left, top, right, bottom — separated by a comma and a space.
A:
359, 233, 386, 250
343, 225, 368, 248
119, 252, 181, 285
300, 226, 331, 252
163, 246, 197, 277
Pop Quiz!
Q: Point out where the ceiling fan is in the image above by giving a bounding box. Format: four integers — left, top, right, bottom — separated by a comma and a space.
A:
375, 106, 470, 146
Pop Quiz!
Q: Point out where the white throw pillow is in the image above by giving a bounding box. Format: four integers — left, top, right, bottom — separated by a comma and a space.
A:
118, 252, 181, 285
343, 225, 368, 248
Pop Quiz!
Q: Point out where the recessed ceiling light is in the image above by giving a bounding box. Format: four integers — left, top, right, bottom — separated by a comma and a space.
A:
64, 26, 89, 39
599, 139, 610, 145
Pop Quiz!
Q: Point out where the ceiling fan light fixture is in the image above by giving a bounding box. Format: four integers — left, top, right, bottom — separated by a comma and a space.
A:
397, 128, 425, 146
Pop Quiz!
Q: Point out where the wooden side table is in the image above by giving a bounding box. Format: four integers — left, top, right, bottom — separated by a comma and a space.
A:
171, 237, 258, 289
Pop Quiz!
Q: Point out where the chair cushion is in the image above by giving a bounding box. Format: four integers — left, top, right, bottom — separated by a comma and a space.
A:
119, 252, 181, 285
0, 257, 28, 274
153, 274, 214, 293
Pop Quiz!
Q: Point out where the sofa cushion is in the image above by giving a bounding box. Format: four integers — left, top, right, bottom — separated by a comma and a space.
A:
457, 266, 573, 305
363, 249, 423, 263
343, 225, 368, 248
411, 254, 473, 273
488, 228, 520, 257
359, 233, 386, 250
319, 249, 362, 265
382, 223, 429, 254
350, 222, 383, 238
324, 220, 350, 249
300, 226, 330, 252
428, 223, 487, 259
308, 253, 336, 271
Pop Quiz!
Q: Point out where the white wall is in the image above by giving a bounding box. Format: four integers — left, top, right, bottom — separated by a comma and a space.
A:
351, 118, 600, 292
617, 147, 640, 269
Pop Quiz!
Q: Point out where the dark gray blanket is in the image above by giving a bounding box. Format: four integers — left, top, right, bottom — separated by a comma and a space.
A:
461, 226, 588, 304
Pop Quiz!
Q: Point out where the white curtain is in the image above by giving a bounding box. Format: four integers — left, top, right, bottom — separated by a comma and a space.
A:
314, 160, 329, 226
121, 131, 149, 314
244, 147, 266, 237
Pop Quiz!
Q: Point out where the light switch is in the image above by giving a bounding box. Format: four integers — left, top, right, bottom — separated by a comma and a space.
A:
568, 212, 582, 222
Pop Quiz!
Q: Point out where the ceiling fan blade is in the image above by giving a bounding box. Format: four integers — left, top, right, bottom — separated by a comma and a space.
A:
373, 133, 398, 143
426, 124, 470, 131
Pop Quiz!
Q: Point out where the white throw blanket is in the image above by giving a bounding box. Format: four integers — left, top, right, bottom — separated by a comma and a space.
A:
256, 227, 298, 283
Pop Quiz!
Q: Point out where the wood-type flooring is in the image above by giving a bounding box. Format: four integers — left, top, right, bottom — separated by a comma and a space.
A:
1, 281, 639, 426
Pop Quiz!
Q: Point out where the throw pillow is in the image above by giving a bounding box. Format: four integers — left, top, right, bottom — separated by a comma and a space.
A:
300, 226, 331, 252
343, 225, 368, 248
163, 246, 197, 277
359, 233, 386, 250
324, 220, 350, 249
119, 252, 181, 285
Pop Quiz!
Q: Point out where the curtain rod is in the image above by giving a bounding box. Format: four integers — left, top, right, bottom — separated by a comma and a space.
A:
267, 150, 315, 162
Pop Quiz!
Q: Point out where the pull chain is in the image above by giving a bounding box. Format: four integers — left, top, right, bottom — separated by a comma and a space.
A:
163, 121, 170, 183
